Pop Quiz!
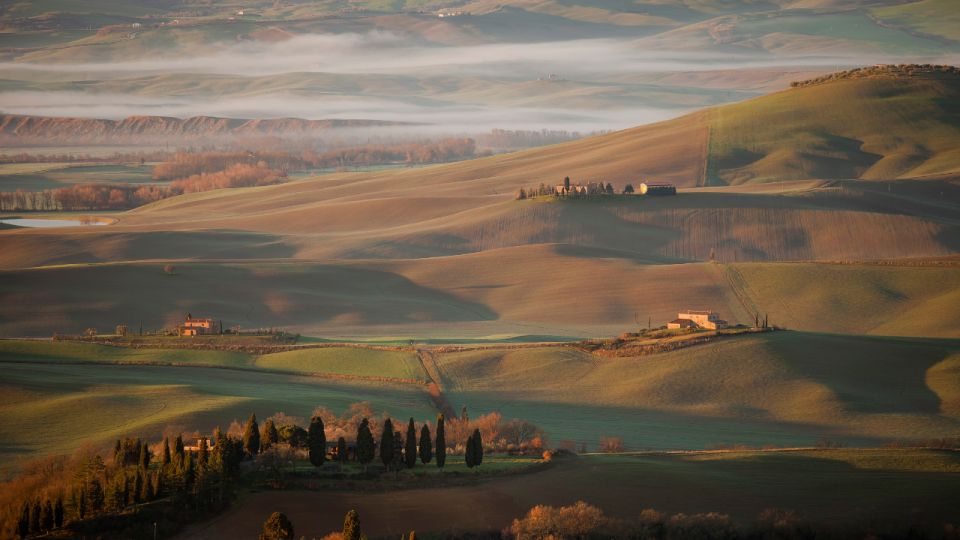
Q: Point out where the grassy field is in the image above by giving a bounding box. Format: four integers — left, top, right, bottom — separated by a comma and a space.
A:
256, 348, 426, 381
0, 162, 156, 191
1, 256, 957, 339
0, 360, 435, 464
435, 332, 960, 449
177, 449, 960, 539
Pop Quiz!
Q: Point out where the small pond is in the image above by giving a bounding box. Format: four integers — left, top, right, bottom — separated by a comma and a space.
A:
0, 218, 110, 228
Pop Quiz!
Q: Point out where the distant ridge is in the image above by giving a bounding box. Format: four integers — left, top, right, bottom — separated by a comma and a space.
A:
0, 114, 413, 146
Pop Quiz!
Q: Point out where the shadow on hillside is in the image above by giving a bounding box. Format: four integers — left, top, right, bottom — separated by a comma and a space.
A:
0, 262, 498, 336
765, 331, 959, 415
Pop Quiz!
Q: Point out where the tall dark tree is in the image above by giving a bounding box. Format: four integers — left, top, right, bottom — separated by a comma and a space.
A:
243, 413, 261, 458
337, 436, 348, 468
41, 499, 53, 531
53, 494, 64, 529
436, 414, 446, 469
379, 418, 395, 467
30, 499, 40, 534
77, 487, 87, 519
343, 509, 362, 540
308, 416, 326, 467
261, 419, 279, 451
465, 432, 476, 468
197, 436, 209, 467
259, 511, 294, 540
174, 434, 185, 466
138, 442, 150, 470
419, 424, 432, 464
605, 182, 614, 194
475, 428, 484, 466
356, 418, 375, 471
162, 436, 171, 466
87, 478, 104, 513
472, 428, 484, 468
405, 418, 417, 468
563, 176, 571, 192
17, 500, 30, 538
391, 431, 405, 477
623, 184, 634, 194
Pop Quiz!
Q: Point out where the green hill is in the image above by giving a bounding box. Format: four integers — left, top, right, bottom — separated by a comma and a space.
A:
708, 65, 960, 184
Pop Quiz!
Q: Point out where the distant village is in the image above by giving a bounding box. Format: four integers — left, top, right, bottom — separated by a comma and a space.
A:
517, 177, 676, 199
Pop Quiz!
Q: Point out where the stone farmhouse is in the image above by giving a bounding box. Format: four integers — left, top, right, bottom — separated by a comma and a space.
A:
179, 313, 215, 336
667, 310, 727, 330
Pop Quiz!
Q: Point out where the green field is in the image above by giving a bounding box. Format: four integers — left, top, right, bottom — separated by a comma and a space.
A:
179, 449, 960, 539
0, 163, 157, 191
435, 332, 960, 449
0, 360, 435, 463
256, 347, 425, 381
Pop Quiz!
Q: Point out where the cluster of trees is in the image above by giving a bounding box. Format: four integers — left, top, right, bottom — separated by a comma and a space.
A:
0, 163, 284, 211
0, 151, 169, 164
259, 508, 382, 540
790, 64, 960, 88
477, 129, 584, 149
516, 178, 634, 200
507, 502, 956, 539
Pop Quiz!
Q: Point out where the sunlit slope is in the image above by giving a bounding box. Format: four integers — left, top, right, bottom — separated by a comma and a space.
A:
727, 263, 960, 337
709, 74, 960, 183
0, 252, 957, 338
436, 332, 960, 448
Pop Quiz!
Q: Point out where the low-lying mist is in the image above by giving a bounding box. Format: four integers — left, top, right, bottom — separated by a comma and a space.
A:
1, 31, 947, 135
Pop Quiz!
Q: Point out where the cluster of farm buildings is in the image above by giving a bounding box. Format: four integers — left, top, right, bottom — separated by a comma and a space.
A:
667, 310, 727, 330
554, 181, 677, 196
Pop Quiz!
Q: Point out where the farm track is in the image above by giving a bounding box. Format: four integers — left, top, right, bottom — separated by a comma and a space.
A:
416, 348, 456, 419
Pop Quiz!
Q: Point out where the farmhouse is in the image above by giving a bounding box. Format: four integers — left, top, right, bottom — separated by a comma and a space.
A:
639, 183, 677, 196
667, 310, 727, 330
554, 181, 604, 195
179, 313, 215, 336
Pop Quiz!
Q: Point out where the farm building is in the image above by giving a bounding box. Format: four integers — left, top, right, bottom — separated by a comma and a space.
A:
667, 310, 727, 330
639, 183, 677, 196
554, 181, 604, 195
179, 313, 215, 336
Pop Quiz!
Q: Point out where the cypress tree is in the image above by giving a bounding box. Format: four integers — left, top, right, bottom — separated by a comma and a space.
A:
133, 470, 143, 504
87, 478, 104, 516
405, 418, 417, 468
30, 499, 40, 533
308, 416, 326, 467
198, 436, 209, 467
465, 432, 476, 468
356, 419, 375, 471
17, 500, 29, 538
183, 451, 196, 491
54, 494, 64, 528
419, 424, 432, 464
174, 434, 185, 466
379, 418, 394, 467
261, 419, 279, 451
337, 436, 348, 468
243, 413, 260, 458
162, 436, 171, 466
343, 509, 361, 540
472, 428, 484, 468
138, 442, 150, 470
78, 487, 87, 519
41, 500, 54, 530
436, 414, 446, 469
392, 431, 405, 476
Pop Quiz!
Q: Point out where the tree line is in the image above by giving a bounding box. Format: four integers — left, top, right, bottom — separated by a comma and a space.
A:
2, 403, 542, 538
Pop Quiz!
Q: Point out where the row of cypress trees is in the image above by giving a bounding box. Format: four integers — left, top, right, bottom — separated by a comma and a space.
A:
300, 413, 483, 472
